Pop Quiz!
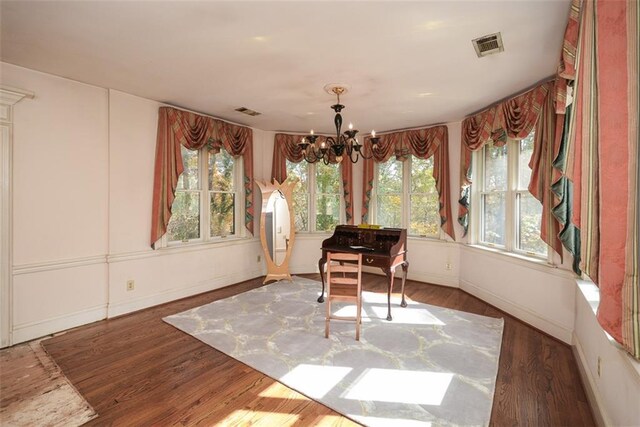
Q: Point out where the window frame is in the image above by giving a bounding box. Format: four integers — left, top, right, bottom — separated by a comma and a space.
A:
470, 138, 551, 262
371, 155, 443, 239
287, 160, 345, 234
162, 146, 244, 247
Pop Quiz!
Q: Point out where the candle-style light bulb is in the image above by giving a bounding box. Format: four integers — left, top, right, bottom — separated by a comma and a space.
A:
320, 141, 326, 149
349, 123, 353, 130
310, 129, 314, 135
371, 130, 376, 137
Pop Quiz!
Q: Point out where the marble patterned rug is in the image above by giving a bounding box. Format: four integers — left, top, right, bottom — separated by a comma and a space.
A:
164, 276, 504, 427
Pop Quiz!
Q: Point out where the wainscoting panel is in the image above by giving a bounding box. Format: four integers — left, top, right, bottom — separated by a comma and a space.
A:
12, 261, 108, 344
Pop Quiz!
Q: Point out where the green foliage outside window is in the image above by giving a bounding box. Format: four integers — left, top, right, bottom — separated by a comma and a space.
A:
209, 149, 235, 237
315, 162, 340, 232
286, 161, 308, 232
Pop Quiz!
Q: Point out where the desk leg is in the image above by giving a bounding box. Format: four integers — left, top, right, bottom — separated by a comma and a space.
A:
317, 258, 326, 303
400, 261, 409, 308
384, 267, 396, 321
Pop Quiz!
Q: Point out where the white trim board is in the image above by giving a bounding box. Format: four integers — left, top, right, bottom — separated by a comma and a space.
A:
107, 267, 264, 318
12, 304, 108, 345
572, 333, 611, 427
459, 278, 573, 343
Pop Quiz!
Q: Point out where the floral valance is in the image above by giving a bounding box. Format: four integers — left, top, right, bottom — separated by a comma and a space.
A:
151, 107, 254, 247
361, 125, 454, 240
271, 133, 354, 224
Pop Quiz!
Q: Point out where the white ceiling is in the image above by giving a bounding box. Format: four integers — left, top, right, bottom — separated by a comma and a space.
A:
0, 1, 570, 135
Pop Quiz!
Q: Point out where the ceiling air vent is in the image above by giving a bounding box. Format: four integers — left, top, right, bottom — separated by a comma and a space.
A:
235, 107, 261, 116
472, 32, 504, 58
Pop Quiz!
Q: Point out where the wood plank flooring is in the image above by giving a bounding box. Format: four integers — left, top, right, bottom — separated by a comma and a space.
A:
39, 274, 595, 426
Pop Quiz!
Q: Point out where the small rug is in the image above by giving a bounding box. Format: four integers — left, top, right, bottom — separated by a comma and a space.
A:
0, 338, 97, 426
164, 276, 504, 427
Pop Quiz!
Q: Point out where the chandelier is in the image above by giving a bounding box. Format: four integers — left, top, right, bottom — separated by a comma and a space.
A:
298, 85, 380, 164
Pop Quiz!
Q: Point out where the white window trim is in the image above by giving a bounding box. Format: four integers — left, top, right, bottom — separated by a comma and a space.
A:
290, 161, 345, 234
371, 157, 444, 240
470, 141, 552, 264
160, 147, 245, 248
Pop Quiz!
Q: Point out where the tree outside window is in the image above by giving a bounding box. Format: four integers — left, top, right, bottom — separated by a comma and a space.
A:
286, 160, 343, 232
373, 156, 440, 237
167, 145, 239, 243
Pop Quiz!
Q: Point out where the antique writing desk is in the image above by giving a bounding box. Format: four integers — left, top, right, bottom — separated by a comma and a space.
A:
319, 225, 409, 321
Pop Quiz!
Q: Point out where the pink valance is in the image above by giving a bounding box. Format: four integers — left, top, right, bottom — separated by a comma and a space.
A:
271, 133, 354, 225
458, 81, 563, 257
151, 107, 254, 247
361, 125, 454, 240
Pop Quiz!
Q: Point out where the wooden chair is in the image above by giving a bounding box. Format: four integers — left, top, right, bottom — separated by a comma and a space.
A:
324, 252, 363, 341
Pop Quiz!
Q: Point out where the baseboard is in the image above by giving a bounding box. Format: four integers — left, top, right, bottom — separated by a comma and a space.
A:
12, 304, 108, 345
290, 264, 459, 289
404, 270, 458, 288
572, 333, 610, 427
107, 267, 265, 318
459, 279, 573, 343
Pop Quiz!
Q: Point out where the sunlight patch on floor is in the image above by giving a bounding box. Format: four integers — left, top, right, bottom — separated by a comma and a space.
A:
280, 364, 352, 399
222, 409, 300, 426
344, 368, 453, 405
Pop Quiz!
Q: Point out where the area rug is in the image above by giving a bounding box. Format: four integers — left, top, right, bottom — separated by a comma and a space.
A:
0, 338, 97, 426
164, 276, 504, 427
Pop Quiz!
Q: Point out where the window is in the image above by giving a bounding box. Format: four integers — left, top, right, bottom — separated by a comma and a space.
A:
473, 131, 548, 257
372, 156, 440, 237
286, 160, 343, 232
167, 145, 242, 243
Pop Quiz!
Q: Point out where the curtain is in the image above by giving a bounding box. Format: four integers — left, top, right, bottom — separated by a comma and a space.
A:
568, 0, 639, 359
458, 81, 560, 256
361, 125, 455, 240
151, 107, 254, 247
272, 133, 354, 225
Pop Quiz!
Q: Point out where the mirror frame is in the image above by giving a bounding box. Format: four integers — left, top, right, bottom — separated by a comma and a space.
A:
256, 179, 297, 283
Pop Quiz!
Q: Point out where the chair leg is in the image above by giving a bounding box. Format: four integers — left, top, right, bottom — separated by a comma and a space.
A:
355, 295, 362, 341
325, 297, 330, 338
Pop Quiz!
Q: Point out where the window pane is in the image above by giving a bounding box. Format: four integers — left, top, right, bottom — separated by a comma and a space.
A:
292, 192, 308, 232
378, 160, 403, 193
286, 161, 308, 232
484, 144, 507, 191
167, 191, 200, 241
518, 133, 535, 190
209, 149, 234, 191
316, 162, 340, 194
482, 192, 505, 245
177, 147, 199, 190
210, 192, 235, 237
410, 194, 440, 236
518, 192, 547, 255
410, 157, 434, 193
316, 194, 340, 232
377, 194, 402, 228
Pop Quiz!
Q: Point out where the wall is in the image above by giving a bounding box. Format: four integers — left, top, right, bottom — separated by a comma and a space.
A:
573, 282, 640, 426
5, 63, 110, 343
2, 63, 265, 343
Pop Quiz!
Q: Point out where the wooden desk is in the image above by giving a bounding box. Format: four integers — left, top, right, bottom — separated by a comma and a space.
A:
318, 225, 409, 321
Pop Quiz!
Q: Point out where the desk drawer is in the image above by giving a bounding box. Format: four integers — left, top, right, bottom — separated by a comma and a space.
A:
362, 255, 386, 268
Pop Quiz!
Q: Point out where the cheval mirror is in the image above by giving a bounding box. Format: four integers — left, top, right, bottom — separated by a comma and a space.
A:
256, 180, 297, 283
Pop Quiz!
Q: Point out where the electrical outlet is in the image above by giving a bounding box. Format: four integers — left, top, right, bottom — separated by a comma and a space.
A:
126, 280, 135, 291
445, 262, 452, 270
257, 255, 261, 263
597, 356, 602, 377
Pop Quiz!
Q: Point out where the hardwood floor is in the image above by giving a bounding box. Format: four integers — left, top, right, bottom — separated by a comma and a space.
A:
40, 274, 595, 426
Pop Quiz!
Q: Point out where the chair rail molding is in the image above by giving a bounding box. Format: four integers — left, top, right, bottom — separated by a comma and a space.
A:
1, 85, 34, 348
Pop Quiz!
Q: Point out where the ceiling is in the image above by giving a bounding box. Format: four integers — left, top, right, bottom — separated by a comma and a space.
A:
0, 1, 570, 135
